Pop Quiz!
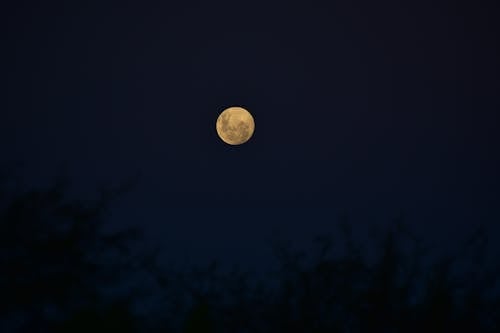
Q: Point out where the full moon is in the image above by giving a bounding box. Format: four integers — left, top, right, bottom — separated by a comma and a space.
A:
216, 106, 255, 145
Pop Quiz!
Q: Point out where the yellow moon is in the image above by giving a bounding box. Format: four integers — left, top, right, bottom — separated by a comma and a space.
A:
216, 106, 255, 145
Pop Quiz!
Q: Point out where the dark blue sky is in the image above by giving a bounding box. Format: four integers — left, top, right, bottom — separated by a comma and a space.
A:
3, 0, 499, 268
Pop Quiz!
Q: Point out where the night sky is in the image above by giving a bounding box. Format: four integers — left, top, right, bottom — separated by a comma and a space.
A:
3, 0, 499, 269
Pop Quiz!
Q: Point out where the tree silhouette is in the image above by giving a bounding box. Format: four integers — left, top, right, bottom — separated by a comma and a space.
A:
154, 219, 499, 332
0, 176, 143, 332
1, 172, 498, 332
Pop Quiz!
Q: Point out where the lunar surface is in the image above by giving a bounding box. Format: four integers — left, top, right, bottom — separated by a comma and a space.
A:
216, 107, 255, 145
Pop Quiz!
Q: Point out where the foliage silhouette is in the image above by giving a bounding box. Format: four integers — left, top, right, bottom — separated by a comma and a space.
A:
163, 220, 499, 332
0, 176, 144, 332
1, 175, 499, 332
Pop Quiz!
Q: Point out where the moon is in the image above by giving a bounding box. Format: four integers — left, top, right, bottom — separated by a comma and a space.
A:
216, 107, 255, 145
